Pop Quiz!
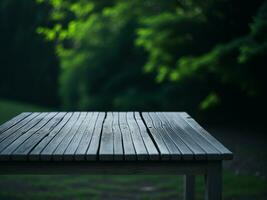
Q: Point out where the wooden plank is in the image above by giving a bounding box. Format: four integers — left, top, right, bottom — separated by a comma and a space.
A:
0, 111, 232, 163
180, 112, 233, 159
74, 112, 99, 161
134, 112, 159, 160
167, 112, 222, 160
86, 112, 106, 160
0, 112, 31, 134
162, 112, 207, 160
63, 112, 93, 161
40, 112, 80, 160
29, 112, 73, 160
0, 113, 39, 143
155, 112, 194, 160
1, 113, 55, 160
148, 113, 181, 160
52, 112, 87, 161
141, 112, 170, 160
119, 112, 136, 160
126, 112, 149, 160
99, 112, 114, 160
11, 112, 64, 160
0, 113, 48, 155
112, 112, 124, 160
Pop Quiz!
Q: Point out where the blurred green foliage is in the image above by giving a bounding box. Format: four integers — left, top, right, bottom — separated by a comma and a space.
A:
36, 0, 266, 115
1, 0, 266, 124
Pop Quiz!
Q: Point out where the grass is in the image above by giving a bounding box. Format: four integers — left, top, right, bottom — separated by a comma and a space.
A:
0, 99, 266, 199
0, 99, 49, 124
0, 172, 266, 200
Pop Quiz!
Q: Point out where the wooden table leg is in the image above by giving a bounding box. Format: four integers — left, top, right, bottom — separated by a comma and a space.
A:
205, 161, 222, 200
184, 174, 195, 200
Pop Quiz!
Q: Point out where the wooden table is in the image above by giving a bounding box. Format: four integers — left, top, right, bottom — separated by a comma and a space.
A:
0, 112, 233, 200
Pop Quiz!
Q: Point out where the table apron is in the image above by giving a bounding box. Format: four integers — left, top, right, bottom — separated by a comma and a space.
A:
0, 161, 222, 175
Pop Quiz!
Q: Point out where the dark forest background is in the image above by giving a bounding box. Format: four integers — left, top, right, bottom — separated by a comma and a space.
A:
0, 0, 267, 128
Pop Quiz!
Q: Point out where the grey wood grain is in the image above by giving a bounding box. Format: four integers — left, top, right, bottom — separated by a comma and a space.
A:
0, 111, 233, 162
167, 112, 222, 160
162, 113, 207, 160
112, 112, 124, 160
134, 112, 159, 160
63, 113, 93, 161
1, 113, 54, 160
126, 112, 149, 160
141, 112, 170, 160
40, 112, 80, 160
119, 112, 136, 160
75, 112, 99, 161
52, 112, 87, 161
148, 113, 181, 160
0, 112, 31, 134
86, 112, 106, 160
0, 113, 48, 157
0, 113, 39, 143
11, 112, 64, 160
99, 112, 114, 160
180, 112, 233, 159
155, 112, 194, 160
29, 112, 73, 160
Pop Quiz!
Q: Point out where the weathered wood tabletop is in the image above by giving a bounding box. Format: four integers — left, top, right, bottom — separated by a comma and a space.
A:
0, 112, 232, 161
0, 112, 233, 200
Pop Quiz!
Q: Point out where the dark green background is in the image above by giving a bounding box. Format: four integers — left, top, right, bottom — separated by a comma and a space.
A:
1, 0, 267, 128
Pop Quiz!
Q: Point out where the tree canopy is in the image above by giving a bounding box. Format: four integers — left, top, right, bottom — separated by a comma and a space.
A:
1, 0, 266, 125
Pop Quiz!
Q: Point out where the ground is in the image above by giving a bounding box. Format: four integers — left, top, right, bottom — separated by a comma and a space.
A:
0, 99, 266, 200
